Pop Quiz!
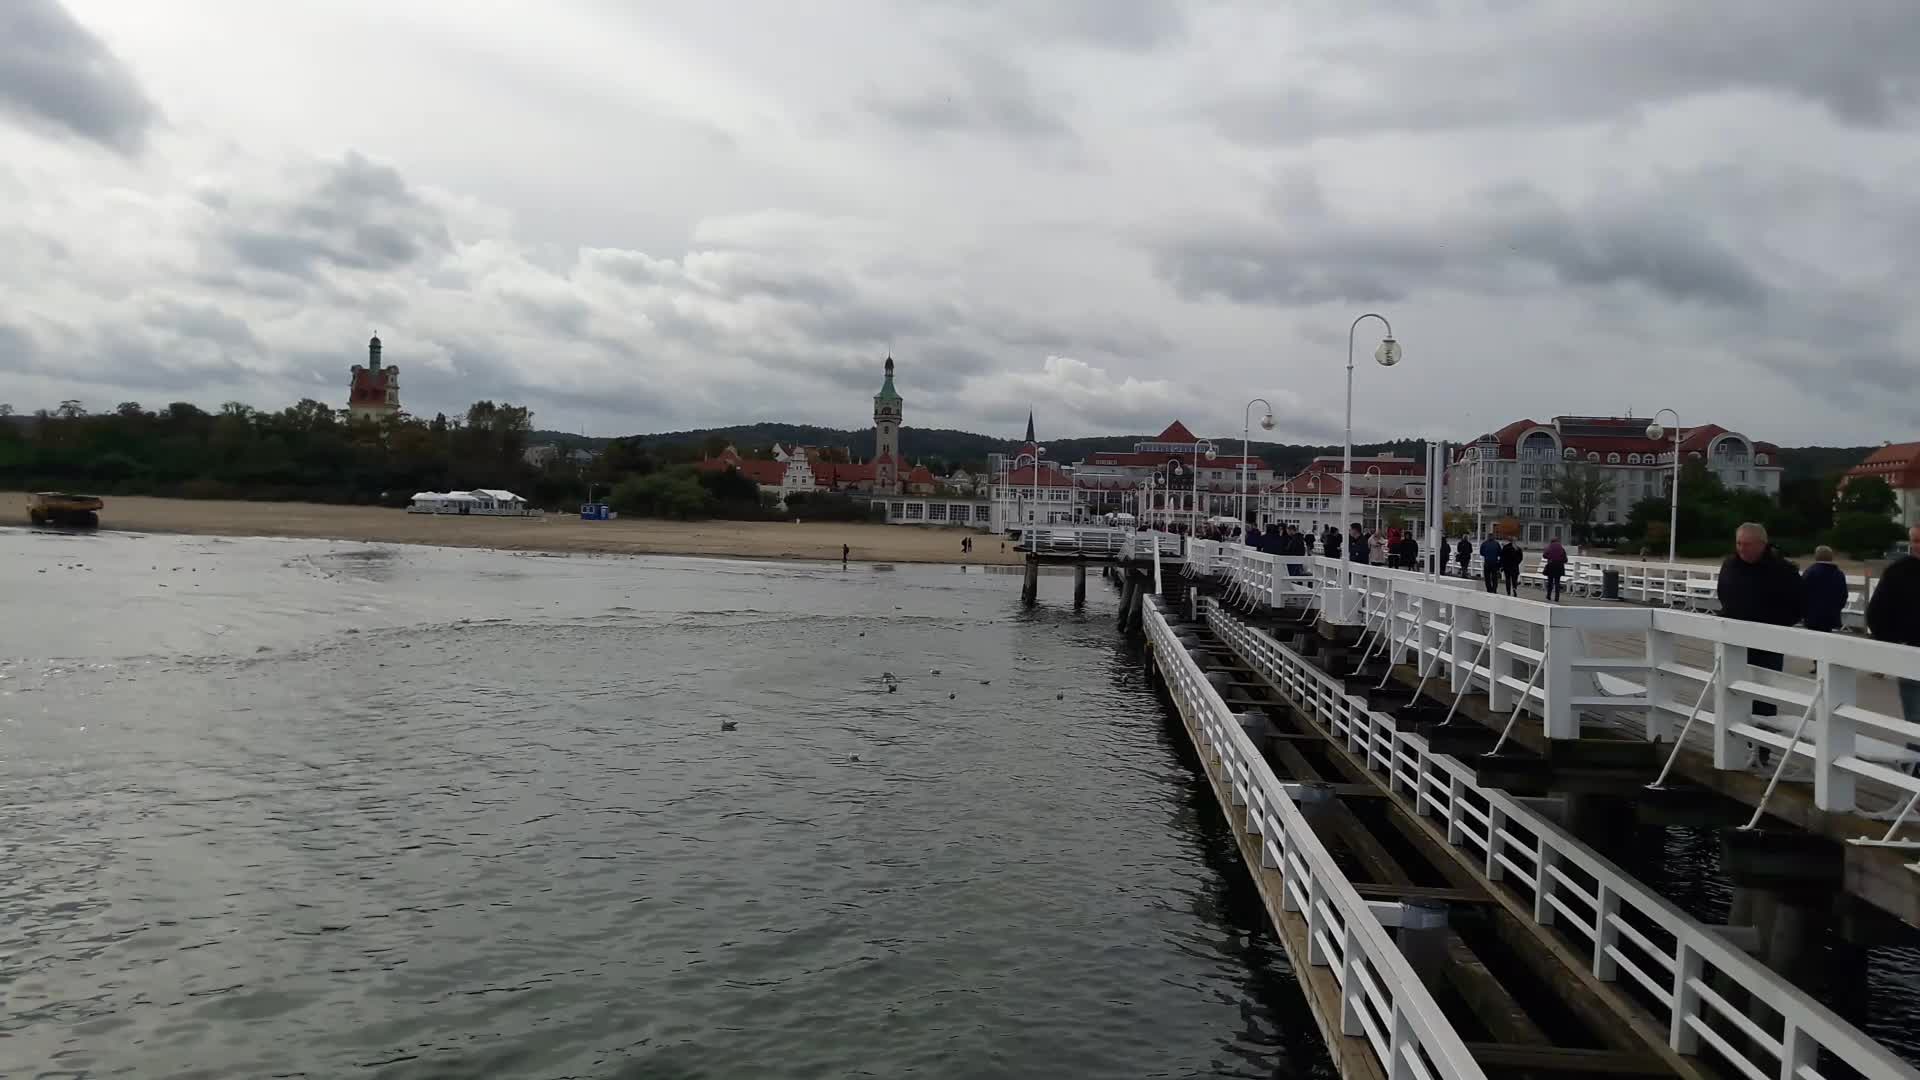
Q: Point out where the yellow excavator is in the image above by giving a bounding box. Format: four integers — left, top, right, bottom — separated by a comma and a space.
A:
27, 492, 103, 528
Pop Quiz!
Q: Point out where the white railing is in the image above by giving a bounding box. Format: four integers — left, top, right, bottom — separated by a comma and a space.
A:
1206, 602, 1920, 1080
1121, 530, 1184, 561
1334, 559, 1920, 813
1143, 597, 1486, 1080
1546, 555, 1876, 627
1023, 526, 1130, 557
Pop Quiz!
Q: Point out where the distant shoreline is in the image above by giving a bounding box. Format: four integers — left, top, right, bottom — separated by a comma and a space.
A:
1, 492, 1024, 567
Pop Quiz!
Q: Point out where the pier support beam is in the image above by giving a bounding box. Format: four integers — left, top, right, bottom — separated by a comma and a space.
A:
1021, 557, 1040, 606
1073, 563, 1087, 607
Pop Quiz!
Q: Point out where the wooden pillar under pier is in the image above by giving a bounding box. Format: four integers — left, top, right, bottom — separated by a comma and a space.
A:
1022, 556, 1039, 606
1073, 563, 1087, 607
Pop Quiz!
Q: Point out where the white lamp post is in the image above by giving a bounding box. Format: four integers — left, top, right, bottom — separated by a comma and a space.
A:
1242, 399, 1275, 533
1193, 439, 1218, 528
1364, 464, 1383, 535
1646, 410, 1680, 563
1342, 314, 1399, 588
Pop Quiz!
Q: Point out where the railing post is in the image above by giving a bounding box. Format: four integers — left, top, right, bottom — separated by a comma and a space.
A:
1534, 839, 1557, 925
1711, 642, 1738, 769
1450, 608, 1476, 694
1593, 884, 1620, 980
1446, 775, 1467, 845
1669, 943, 1702, 1053
1814, 662, 1857, 813
1388, 1005, 1414, 1080
1306, 875, 1327, 964
1486, 804, 1506, 881
1340, 944, 1367, 1035
1542, 623, 1578, 740
1487, 615, 1514, 715
1646, 627, 1675, 742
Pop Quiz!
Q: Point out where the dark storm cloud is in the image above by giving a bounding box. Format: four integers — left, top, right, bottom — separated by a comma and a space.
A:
0, 0, 157, 154
864, 49, 1072, 141
1206, 1, 1920, 144
1151, 181, 1766, 310
217, 152, 451, 277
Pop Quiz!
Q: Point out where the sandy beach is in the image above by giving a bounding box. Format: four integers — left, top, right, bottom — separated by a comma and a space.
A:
3, 493, 1023, 566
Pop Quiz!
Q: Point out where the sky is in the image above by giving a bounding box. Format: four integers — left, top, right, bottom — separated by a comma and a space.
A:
2, 0, 1918, 446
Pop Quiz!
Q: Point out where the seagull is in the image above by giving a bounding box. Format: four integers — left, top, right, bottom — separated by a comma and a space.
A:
1056, 693, 1065, 700
929, 668, 941, 675
980, 679, 991, 685
888, 684, 898, 693
949, 692, 956, 700
720, 720, 738, 731
849, 754, 861, 762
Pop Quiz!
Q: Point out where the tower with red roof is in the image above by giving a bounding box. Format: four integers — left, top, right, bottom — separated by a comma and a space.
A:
348, 334, 401, 422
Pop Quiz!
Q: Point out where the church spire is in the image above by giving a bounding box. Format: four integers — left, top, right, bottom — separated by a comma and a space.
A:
1024, 410, 1035, 444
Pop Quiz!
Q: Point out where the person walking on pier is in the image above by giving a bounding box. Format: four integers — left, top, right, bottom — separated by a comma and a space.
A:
1867, 525, 1920, 730
1395, 531, 1418, 571
1322, 526, 1340, 559
1716, 523, 1803, 763
1499, 539, 1523, 595
1350, 523, 1371, 565
1479, 534, 1502, 592
1542, 537, 1569, 602
1801, 546, 1848, 632
1458, 536, 1474, 580
1439, 536, 1452, 576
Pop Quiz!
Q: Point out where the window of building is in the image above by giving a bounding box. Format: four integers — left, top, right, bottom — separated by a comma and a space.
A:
1607, 452, 1621, 463
905, 503, 923, 520
952, 505, 970, 522
1756, 454, 1769, 465
1586, 452, 1600, 462
1563, 448, 1577, 459
890, 502, 905, 517
928, 503, 948, 521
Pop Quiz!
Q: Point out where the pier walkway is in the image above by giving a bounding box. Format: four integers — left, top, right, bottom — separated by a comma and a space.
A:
1100, 534, 1920, 1080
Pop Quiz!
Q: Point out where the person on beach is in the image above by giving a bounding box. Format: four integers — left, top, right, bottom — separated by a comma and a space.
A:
1479, 534, 1502, 592
842, 544, 850, 566
1867, 525, 1920, 732
1716, 522, 1803, 762
1801, 546, 1848, 632
1542, 538, 1568, 602
1499, 539, 1523, 595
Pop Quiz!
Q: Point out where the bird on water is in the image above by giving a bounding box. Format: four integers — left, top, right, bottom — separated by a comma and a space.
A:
720, 720, 738, 731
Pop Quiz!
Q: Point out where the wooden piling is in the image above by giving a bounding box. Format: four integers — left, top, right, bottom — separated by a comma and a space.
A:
1073, 563, 1087, 607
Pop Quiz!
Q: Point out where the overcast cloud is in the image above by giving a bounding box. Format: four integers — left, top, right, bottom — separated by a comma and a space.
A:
1, 0, 1916, 445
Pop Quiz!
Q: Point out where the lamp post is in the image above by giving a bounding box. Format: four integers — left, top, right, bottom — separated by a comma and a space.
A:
1342, 315, 1400, 588
1646, 410, 1680, 563
1193, 439, 1218, 529
1242, 399, 1275, 532
1363, 465, 1384, 536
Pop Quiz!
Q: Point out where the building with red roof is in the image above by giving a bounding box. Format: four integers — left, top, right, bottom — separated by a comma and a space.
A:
347, 334, 401, 422
1264, 454, 1429, 535
1841, 441, 1920, 529
1445, 415, 1782, 544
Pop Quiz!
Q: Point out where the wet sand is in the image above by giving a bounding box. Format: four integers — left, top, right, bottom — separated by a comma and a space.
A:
2, 493, 1020, 566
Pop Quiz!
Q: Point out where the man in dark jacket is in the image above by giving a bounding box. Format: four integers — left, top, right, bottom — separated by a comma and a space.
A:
1716, 523, 1803, 735
1800, 546, 1849, 632
1457, 537, 1474, 579
1323, 527, 1341, 558
1479, 534, 1502, 592
1867, 525, 1920, 729
1397, 533, 1419, 571
1348, 523, 1369, 565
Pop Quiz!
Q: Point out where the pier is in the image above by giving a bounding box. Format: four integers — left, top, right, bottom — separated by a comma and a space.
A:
1090, 534, 1920, 1080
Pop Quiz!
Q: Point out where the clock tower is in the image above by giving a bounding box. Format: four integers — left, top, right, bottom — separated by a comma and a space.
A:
872, 356, 903, 495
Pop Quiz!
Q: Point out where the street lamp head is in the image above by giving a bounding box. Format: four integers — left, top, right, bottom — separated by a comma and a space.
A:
1205, 447, 1218, 461
1259, 413, 1275, 431
1645, 422, 1664, 442
1374, 337, 1402, 367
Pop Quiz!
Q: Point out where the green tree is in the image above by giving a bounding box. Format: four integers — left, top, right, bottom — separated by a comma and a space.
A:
1837, 475, 1898, 519
1540, 464, 1619, 544
1826, 512, 1904, 559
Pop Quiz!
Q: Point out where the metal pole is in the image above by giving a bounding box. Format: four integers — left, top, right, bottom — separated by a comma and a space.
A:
1242, 398, 1271, 534
1652, 408, 1680, 563
1344, 314, 1393, 611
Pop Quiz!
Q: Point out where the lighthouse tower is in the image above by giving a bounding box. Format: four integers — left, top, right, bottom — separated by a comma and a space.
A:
873, 356, 903, 495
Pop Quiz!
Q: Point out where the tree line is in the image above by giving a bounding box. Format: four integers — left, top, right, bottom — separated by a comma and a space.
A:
0, 399, 881, 522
